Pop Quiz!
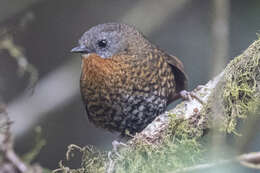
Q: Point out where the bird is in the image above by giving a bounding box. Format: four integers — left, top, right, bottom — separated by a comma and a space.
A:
71, 23, 188, 135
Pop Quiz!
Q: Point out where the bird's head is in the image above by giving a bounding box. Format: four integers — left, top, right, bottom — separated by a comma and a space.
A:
71, 23, 149, 58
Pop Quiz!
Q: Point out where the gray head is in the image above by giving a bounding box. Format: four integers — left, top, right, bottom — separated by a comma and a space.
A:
71, 23, 149, 58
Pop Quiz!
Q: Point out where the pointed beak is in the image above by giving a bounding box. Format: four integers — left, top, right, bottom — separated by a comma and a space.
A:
71, 45, 90, 53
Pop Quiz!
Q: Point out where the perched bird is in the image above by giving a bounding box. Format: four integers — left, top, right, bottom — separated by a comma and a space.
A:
71, 23, 188, 135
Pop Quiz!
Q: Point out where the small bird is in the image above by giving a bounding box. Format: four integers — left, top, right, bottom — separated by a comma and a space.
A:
71, 23, 188, 135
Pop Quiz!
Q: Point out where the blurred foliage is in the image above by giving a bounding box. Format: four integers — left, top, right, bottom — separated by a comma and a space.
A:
0, 106, 50, 173
0, 35, 38, 93
22, 126, 46, 164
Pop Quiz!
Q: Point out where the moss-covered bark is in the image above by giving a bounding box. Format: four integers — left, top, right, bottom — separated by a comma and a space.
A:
208, 38, 260, 133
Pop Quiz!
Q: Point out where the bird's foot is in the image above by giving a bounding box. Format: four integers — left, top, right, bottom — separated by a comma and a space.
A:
112, 140, 128, 157
179, 90, 204, 104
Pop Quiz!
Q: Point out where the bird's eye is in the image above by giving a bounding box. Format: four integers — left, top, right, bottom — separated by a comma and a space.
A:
97, 39, 107, 48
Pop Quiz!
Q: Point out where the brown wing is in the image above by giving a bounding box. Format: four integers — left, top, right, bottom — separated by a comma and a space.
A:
164, 53, 188, 93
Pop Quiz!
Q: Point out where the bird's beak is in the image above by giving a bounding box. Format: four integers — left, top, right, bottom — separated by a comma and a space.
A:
71, 45, 90, 53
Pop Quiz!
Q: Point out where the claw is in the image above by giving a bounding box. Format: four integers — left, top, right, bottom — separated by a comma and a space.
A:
180, 90, 192, 101
179, 90, 204, 104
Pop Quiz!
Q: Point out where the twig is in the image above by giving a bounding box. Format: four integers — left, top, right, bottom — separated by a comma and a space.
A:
0, 36, 38, 93
238, 152, 260, 169
5, 149, 28, 172
0, 105, 28, 172
173, 151, 260, 173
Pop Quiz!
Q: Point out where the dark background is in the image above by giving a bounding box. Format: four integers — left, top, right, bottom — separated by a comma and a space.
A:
0, 0, 260, 170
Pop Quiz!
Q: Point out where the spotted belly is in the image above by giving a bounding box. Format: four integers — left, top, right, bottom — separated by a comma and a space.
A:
86, 92, 167, 134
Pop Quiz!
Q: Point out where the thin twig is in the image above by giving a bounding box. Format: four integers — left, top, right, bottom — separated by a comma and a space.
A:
5, 149, 28, 172
173, 151, 260, 173
0, 107, 28, 172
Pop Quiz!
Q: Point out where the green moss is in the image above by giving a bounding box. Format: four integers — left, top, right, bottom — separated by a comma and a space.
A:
112, 116, 206, 173
168, 113, 207, 139
218, 40, 260, 134
55, 115, 207, 173
80, 145, 108, 173
53, 144, 107, 173
114, 138, 203, 173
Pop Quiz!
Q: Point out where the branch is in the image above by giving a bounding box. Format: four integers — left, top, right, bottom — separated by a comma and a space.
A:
0, 102, 48, 173
0, 104, 28, 172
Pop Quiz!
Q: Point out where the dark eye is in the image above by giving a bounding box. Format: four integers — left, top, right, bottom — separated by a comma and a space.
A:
97, 39, 107, 48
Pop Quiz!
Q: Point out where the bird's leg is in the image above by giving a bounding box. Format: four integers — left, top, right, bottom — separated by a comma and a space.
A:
112, 134, 129, 157
107, 135, 130, 173
179, 89, 204, 104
